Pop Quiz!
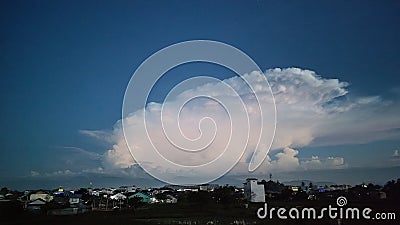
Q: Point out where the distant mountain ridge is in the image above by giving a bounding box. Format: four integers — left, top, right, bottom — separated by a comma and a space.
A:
283, 180, 336, 187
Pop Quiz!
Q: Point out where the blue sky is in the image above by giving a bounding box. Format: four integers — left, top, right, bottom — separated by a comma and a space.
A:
1, 0, 400, 189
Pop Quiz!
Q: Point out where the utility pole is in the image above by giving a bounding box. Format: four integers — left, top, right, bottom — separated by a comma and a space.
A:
106, 195, 109, 210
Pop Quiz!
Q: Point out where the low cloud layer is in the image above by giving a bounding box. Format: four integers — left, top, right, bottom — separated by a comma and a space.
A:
80, 68, 399, 178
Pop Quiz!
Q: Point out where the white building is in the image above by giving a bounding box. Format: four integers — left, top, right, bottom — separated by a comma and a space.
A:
29, 192, 53, 202
199, 184, 208, 191
244, 178, 265, 203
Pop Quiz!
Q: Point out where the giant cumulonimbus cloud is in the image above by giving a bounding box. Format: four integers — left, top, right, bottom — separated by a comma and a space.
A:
82, 68, 399, 174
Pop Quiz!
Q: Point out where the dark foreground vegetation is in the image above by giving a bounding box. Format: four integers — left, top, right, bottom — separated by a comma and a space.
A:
1, 200, 399, 225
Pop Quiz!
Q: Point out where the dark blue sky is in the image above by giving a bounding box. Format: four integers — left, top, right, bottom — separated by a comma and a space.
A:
1, 0, 399, 189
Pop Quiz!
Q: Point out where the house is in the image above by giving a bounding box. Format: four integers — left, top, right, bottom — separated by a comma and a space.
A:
5, 193, 13, 198
26, 198, 47, 212
129, 192, 150, 203
199, 184, 219, 192
370, 191, 387, 200
119, 185, 137, 193
183, 188, 198, 192
150, 194, 177, 204
165, 185, 199, 192
199, 184, 208, 191
30, 191, 53, 202
290, 186, 299, 192
259, 180, 284, 198
165, 195, 177, 203
150, 197, 159, 203
153, 188, 173, 195
89, 188, 100, 196
100, 188, 114, 195
244, 178, 265, 203
110, 193, 127, 200
69, 194, 82, 205
53, 196, 69, 206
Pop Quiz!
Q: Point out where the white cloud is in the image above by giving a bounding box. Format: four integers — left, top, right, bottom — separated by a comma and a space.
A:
60, 146, 102, 160
79, 129, 115, 144
93, 122, 135, 169
269, 147, 300, 171
391, 150, 400, 163
301, 156, 346, 170
30, 170, 40, 177
229, 147, 346, 174
43, 169, 76, 177
82, 67, 400, 178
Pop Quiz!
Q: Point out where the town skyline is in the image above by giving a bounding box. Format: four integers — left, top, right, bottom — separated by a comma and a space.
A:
2, 176, 398, 224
